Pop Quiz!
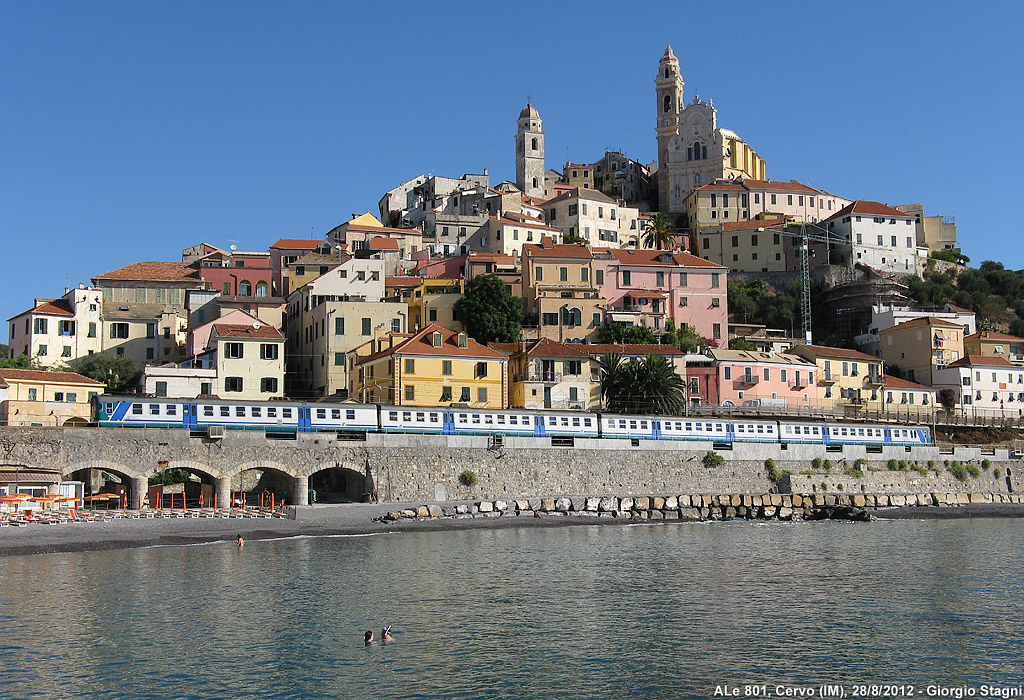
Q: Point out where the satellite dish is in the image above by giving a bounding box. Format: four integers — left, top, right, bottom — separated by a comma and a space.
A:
230, 244, 237, 251
253, 322, 262, 330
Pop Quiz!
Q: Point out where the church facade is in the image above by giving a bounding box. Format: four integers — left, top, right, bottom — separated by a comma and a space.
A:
655, 46, 766, 219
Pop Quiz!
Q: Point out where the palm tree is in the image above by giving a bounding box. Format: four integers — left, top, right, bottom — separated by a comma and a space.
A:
641, 212, 674, 250
597, 352, 625, 410
598, 352, 686, 415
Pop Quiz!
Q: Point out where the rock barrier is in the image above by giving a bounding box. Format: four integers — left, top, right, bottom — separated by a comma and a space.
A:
381, 491, 1024, 524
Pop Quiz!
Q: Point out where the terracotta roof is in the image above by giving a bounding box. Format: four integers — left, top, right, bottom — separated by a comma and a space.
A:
882, 317, 965, 332
368, 237, 400, 251
710, 349, 817, 366
720, 218, 787, 232
93, 261, 199, 282
9, 298, 74, 320
0, 369, 104, 386
385, 276, 422, 287
793, 344, 880, 362
623, 290, 667, 299
609, 248, 726, 268
693, 183, 746, 192
826, 200, 914, 222
965, 331, 1024, 343
490, 337, 593, 359
344, 224, 419, 236
270, 238, 321, 250
946, 304, 973, 314
740, 179, 821, 194
357, 325, 507, 364
211, 323, 284, 340
495, 212, 560, 231
467, 252, 515, 264
884, 375, 936, 391
543, 187, 616, 207
523, 238, 593, 260
948, 355, 1017, 369
580, 343, 688, 356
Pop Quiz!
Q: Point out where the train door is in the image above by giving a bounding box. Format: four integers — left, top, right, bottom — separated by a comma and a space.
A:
299, 407, 312, 432
442, 412, 455, 435
822, 426, 831, 446
534, 415, 546, 437
652, 420, 662, 440
183, 404, 198, 430
725, 423, 735, 443
882, 428, 893, 446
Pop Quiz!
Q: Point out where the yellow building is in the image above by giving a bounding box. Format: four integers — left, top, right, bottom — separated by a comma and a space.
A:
883, 376, 936, 419
879, 317, 964, 386
0, 369, 104, 427
964, 331, 1024, 367
353, 324, 507, 408
201, 323, 285, 401
788, 344, 884, 414
491, 338, 599, 410
406, 278, 465, 331
523, 238, 605, 342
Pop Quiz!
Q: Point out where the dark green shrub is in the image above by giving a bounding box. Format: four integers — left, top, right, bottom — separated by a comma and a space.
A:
994, 468, 1002, 479
703, 451, 725, 469
949, 463, 969, 482
888, 459, 900, 471
981, 459, 992, 470
966, 465, 981, 478
844, 468, 864, 478
459, 470, 478, 487
822, 459, 833, 472
812, 457, 824, 470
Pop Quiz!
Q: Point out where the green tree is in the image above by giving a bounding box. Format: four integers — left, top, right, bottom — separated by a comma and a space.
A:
641, 212, 674, 250
729, 337, 756, 351
598, 352, 686, 415
453, 274, 523, 344
597, 323, 656, 345
0, 344, 7, 359
70, 353, 140, 393
937, 388, 957, 413
561, 231, 588, 245
0, 354, 46, 370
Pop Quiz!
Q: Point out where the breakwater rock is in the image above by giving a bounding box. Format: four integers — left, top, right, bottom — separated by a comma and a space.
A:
381, 490, 1022, 524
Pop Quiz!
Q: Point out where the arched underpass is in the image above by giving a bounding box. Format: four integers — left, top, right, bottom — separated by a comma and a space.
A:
309, 465, 371, 503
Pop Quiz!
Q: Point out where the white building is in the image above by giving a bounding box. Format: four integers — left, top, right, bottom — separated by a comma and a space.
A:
7, 285, 104, 366
544, 188, 642, 248
821, 201, 926, 276
142, 365, 218, 398
856, 302, 977, 357
933, 355, 1024, 419
487, 212, 561, 257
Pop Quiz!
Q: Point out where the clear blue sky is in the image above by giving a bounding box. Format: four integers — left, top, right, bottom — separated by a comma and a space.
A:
3, 1, 1021, 342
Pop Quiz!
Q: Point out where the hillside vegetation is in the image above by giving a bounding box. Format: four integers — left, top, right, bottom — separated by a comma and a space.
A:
908, 261, 1024, 335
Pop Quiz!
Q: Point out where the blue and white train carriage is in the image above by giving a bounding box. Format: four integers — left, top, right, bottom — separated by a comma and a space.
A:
95, 397, 932, 448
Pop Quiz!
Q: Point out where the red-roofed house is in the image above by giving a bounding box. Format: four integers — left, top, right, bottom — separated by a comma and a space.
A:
490, 338, 598, 410
196, 321, 285, 401
7, 286, 104, 366
821, 201, 925, 275
351, 325, 508, 408
684, 179, 850, 229
522, 238, 606, 342
882, 375, 937, 418
270, 237, 332, 296
487, 212, 562, 256
544, 188, 642, 248
592, 248, 727, 342
879, 317, 965, 386
0, 368, 104, 426
964, 331, 1024, 366
933, 355, 1024, 418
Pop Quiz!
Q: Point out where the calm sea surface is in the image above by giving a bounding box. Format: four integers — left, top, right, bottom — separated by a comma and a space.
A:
1, 519, 1023, 700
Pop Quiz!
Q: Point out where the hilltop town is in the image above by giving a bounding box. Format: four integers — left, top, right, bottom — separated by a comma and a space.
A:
3, 45, 1013, 428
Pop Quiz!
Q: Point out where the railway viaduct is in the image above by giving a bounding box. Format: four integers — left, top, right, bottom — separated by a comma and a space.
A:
0, 426, 1015, 506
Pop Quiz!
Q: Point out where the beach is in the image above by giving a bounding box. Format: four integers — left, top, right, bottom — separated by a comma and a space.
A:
2, 500, 1023, 557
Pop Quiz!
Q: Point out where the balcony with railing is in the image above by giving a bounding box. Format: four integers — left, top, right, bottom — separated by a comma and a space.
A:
513, 370, 561, 384
865, 371, 884, 386
820, 372, 837, 384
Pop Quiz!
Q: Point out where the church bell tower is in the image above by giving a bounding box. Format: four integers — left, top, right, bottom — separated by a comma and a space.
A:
655, 46, 684, 212
516, 103, 545, 199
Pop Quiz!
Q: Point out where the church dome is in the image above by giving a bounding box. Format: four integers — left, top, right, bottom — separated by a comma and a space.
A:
660, 45, 678, 64
519, 103, 539, 119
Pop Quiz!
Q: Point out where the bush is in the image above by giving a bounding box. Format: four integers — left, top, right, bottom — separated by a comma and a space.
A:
822, 459, 833, 472
967, 465, 981, 478
820, 482, 829, 492
766, 459, 790, 484
844, 468, 864, 478
928, 460, 936, 470
837, 483, 844, 491
912, 465, 929, 476
854, 458, 868, 469
812, 457, 824, 470
887, 459, 900, 471
982, 459, 992, 470
703, 451, 725, 469
458, 470, 478, 487
949, 463, 969, 482
994, 468, 1002, 479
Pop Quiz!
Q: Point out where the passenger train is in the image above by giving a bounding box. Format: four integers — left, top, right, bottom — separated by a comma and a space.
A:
95, 396, 933, 447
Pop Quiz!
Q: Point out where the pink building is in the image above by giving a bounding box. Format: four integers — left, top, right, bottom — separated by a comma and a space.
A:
592, 248, 728, 343
708, 349, 818, 409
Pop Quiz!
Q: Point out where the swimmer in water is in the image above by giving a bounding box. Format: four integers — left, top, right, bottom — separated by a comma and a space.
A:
381, 626, 394, 644
364, 630, 374, 645
236, 535, 244, 547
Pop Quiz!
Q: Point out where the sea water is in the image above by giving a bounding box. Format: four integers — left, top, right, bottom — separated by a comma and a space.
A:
1, 519, 1023, 699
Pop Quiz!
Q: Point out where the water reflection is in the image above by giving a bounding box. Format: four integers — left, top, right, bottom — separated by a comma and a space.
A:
1, 520, 1022, 699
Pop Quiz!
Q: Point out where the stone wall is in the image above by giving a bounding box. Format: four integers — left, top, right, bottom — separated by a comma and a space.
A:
0, 427, 1018, 505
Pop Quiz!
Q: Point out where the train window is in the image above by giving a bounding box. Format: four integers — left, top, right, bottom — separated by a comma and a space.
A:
416, 413, 425, 422
696, 423, 703, 431
629, 420, 637, 429
332, 409, 340, 420
549, 417, 556, 426
388, 411, 398, 421
204, 406, 214, 417
458, 414, 467, 423
403, 412, 412, 422
268, 407, 277, 418
167, 405, 176, 415
220, 406, 230, 417
511, 416, 518, 425
572, 417, 580, 426
430, 413, 438, 422
685, 423, 692, 430
858, 428, 864, 436
236, 407, 245, 417
347, 410, 355, 420
485, 415, 492, 424
472, 415, 480, 424
522, 416, 531, 424
132, 404, 143, 415
584, 418, 592, 427
313, 409, 323, 420
560, 417, 568, 426
150, 404, 159, 415
252, 407, 261, 417
641, 421, 649, 429
497, 415, 505, 424
282, 408, 292, 418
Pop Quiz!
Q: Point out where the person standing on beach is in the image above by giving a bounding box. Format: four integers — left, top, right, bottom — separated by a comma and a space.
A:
236, 535, 244, 547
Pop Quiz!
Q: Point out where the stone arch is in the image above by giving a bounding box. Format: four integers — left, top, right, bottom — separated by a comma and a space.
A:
222, 460, 298, 502
307, 458, 372, 503
63, 460, 138, 501
143, 460, 219, 509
